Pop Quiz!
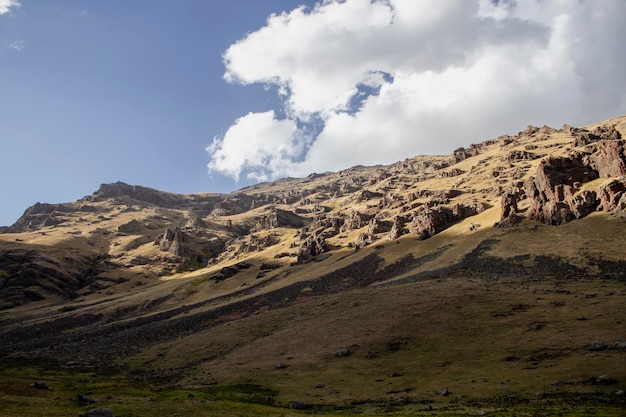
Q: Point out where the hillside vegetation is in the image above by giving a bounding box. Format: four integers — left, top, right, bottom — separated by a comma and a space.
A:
0, 115, 625, 416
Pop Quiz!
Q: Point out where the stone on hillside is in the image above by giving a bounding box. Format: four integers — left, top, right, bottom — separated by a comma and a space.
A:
297, 233, 327, 264
77, 394, 97, 404
288, 400, 307, 410
367, 218, 392, 234
30, 380, 49, 389
583, 375, 617, 385
80, 409, 114, 417
500, 193, 518, 219
590, 340, 608, 351
387, 216, 406, 240
408, 207, 451, 239
336, 347, 350, 357
353, 232, 375, 249
341, 211, 373, 232
117, 219, 143, 234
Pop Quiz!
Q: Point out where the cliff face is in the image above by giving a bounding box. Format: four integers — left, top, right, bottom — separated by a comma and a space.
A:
1, 115, 625, 309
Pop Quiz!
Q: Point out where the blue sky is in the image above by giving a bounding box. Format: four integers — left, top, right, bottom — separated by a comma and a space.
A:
1, 0, 625, 226
0, 0, 317, 225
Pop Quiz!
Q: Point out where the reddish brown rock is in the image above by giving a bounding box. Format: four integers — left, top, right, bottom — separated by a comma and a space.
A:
585, 140, 626, 178
524, 156, 600, 225
500, 193, 518, 219
598, 178, 626, 213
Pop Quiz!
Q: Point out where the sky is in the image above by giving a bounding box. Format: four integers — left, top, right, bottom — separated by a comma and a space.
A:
1, 0, 625, 226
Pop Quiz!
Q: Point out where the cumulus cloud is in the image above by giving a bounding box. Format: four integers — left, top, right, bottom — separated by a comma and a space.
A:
207, 111, 305, 181
208, 0, 626, 181
0, 0, 19, 15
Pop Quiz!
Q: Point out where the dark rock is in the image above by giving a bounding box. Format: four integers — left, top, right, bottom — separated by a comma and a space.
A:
275, 362, 289, 369
80, 409, 114, 417
582, 375, 617, 385
590, 340, 608, 351
441, 387, 450, 396
336, 347, 350, 357
503, 355, 519, 362
117, 219, 144, 234
77, 394, 97, 404
288, 400, 307, 410
30, 380, 49, 389
496, 213, 523, 229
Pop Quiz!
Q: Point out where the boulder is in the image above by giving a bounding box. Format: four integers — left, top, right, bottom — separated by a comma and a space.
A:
353, 233, 375, 249
408, 202, 484, 239
590, 340, 608, 351
117, 219, 144, 234
336, 347, 350, 357
288, 400, 307, 410
80, 409, 114, 417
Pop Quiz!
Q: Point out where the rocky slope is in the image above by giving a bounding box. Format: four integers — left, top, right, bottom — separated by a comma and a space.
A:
1, 116, 625, 309
0, 115, 625, 414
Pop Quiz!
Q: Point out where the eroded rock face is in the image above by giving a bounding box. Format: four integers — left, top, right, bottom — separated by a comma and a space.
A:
11, 203, 71, 231
584, 140, 626, 178
353, 232, 375, 249
407, 202, 484, 240
251, 209, 306, 232
156, 228, 189, 256
598, 178, 626, 214
524, 156, 599, 225
297, 233, 327, 263
341, 211, 372, 232
500, 135, 626, 226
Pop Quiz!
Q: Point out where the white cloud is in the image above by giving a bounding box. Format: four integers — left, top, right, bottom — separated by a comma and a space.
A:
209, 0, 626, 182
207, 111, 302, 182
0, 0, 19, 15
6, 39, 24, 50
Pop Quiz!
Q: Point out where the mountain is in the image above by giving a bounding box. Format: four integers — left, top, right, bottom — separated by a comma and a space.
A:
0, 115, 625, 416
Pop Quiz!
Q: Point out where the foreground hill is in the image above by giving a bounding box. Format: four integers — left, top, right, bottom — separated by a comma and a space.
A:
0, 115, 625, 416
